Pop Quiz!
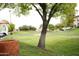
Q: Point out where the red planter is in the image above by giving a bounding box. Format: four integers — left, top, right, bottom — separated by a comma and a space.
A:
0, 40, 19, 56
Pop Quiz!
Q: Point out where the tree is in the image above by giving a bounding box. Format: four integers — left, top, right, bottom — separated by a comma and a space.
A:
32, 3, 76, 48
61, 15, 75, 27
60, 4, 76, 27
0, 3, 76, 49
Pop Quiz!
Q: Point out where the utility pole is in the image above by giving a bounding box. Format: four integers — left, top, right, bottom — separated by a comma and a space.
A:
9, 10, 11, 23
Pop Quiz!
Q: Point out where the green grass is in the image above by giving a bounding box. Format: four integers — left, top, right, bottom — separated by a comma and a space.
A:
4, 28, 79, 56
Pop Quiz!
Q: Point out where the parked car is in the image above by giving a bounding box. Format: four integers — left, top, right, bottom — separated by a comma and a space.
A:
0, 24, 8, 38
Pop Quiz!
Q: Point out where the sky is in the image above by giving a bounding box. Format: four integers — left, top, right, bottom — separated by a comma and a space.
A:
0, 3, 79, 29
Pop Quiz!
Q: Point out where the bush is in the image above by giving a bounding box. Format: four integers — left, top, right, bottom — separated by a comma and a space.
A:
48, 24, 54, 31
55, 24, 64, 30
19, 25, 36, 31
19, 25, 29, 31
8, 23, 15, 32
39, 24, 54, 31
29, 26, 36, 31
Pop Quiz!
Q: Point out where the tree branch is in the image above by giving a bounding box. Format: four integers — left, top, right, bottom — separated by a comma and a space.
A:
48, 3, 62, 23
48, 3, 58, 21
38, 3, 47, 21
38, 3, 46, 12
32, 3, 43, 19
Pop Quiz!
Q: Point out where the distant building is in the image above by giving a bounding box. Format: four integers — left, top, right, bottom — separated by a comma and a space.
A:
74, 15, 79, 27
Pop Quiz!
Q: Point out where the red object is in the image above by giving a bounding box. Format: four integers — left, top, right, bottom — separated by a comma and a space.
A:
0, 40, 19, 56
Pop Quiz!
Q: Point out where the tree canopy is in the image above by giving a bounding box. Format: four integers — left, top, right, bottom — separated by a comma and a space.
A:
0, 3, 76, 18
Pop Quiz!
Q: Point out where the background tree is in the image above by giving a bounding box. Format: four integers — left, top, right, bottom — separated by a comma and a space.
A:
8, 23, 15, 32
55, 24, 64, 31
48, 24, 54, 31
60, 4, 76, 27
0, 3, 76, 49
61, 15, 75, 27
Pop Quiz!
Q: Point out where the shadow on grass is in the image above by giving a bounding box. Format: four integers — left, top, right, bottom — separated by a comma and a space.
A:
19, 39, 79, 56
46, 39, 79, 56
19, 42, 54, 56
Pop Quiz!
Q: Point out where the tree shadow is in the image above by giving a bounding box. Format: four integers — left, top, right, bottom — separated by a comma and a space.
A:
19, 42, 54, 56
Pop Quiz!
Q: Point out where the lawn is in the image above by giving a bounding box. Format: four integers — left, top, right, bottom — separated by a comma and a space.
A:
4, 28, 79, 56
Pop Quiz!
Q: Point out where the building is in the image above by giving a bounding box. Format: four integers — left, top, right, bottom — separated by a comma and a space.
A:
74, 15, 79, 27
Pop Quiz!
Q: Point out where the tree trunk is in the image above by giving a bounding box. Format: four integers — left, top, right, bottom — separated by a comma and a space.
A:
38, 21, 48, 49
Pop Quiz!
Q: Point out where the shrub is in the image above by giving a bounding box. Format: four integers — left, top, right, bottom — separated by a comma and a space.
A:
55, 24, 64, 30
19, 25, 36, 31
19, 25, 29, 31
39, 24, 54, 31
29, 26, 36, 31
48, 24, 54, 31
8, 23, 15, 32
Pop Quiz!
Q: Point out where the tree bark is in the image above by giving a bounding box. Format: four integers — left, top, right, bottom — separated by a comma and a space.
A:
38, 21, 48, 48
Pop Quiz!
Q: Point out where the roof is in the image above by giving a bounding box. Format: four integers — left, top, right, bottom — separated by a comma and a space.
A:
0, 20, 9, 24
